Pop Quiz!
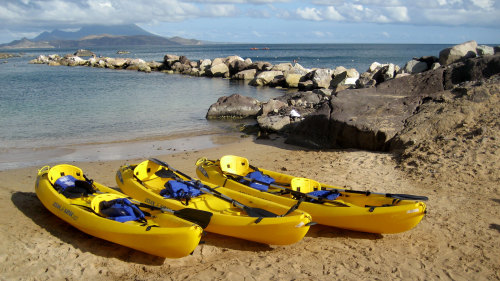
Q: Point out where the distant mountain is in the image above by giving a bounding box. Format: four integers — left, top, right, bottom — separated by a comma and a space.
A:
0, 24, 204, 49
33, 24, 155, 41
0, 38, 54, 49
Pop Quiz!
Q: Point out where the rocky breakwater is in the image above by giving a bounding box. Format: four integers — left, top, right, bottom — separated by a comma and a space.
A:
207, 40, 500, 152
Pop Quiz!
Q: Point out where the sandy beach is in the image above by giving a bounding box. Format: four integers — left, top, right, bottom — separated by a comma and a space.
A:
0, 132, 499, 281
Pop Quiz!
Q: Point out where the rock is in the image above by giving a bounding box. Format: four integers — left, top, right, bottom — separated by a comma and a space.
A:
228, 59, 250, 76
443, 54, 500, 89
402, 60, 428, 74
126, 58, 151, 72
148, 61, 163, 70
356, 72, 377, 88
383, 63, 396, 80
298, 80, 315, 91
286, 63, 309, 75
495, 46, 500, 54
287, 67, 447, 150
477, 45, 494, 56
257, 115, 291, 132
74, 49, 94, 57
430, 62, 441, 70
285, 73, 303, 88
249, 71, 283, 86
233, 69, 257, 80
311, 68, 333, 89
206, 94, 261, 119
208, 63, 229, 78
285, 102, 332, 148
261, 99, 287, 116
368, 62, 384, 72
271, 63, 293, 72
417, 56, 439, 68
105, 57, 128, 68
164, 54, 180, 63
439, 40, 478, 65
330, 71, 348, 88
199, 59, 212, 75
248, 61, 273, 72
285, 54, 500, 151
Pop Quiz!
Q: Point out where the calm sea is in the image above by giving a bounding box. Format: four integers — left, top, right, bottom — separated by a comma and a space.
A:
0, 44, 451, 169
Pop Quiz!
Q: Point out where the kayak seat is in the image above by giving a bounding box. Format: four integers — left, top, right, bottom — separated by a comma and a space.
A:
220, 155, 251, 176
91, 194, 145, 223
133, 160, 164, 182
291, 178, 321, 193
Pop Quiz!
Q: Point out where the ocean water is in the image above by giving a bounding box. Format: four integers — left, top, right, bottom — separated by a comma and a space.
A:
0, 44, 451, 169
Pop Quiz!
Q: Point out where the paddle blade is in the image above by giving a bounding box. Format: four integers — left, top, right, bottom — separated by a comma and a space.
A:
172, 208, 213, 229
243, 206, 279, 218
155, 168, 177, 179
387, 193, 429, 201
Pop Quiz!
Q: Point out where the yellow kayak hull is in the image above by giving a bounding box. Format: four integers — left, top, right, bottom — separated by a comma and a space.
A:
35, 164, 203, 258
116, 160, 312, 245
196, 156, 427, 234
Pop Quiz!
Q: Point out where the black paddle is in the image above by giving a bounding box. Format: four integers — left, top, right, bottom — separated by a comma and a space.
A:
210, 157, 428, 203
149, 158, 283, 222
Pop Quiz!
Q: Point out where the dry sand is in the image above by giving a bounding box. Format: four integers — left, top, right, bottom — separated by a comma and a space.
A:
0, 135, 499, 280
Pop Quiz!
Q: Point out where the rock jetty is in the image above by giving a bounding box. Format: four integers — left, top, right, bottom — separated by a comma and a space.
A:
29, 40, 500, 153
205, 41, 500, 152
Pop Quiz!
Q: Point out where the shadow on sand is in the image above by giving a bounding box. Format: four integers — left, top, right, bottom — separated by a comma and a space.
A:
306, 224, 383, 240
11, 191, 165, 265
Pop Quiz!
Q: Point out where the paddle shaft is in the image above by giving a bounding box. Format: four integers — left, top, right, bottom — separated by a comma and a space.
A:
149, 158, 282, 219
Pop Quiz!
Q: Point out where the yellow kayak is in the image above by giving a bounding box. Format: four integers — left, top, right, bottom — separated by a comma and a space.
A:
116, 159, 313, 245
35, 164, 205, 258
195, 155, 427, 234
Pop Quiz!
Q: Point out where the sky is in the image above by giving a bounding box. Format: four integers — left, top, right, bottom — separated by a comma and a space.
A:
1, 0, 499, 44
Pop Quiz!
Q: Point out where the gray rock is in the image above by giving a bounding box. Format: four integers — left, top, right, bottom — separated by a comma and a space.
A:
311, 68, 333, 89
208, 63, 229, 78
271, 63, 293, 72
477, 45, 494, 56
261, 99, 287, 116
248, 61, 273, 72
257, 115, 291, 131
206, 94, 261, 119
249, 71, 283, 86
439, 40, 478, 65
403, 60, 428, 74
233, 69, 257, 80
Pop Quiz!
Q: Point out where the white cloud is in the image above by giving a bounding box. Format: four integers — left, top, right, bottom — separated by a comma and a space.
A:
323, 6, 345, 20
385, 6, 409, 22
296, 7, 323, 21
471, 0, 494, 10
204, 4, 238, 16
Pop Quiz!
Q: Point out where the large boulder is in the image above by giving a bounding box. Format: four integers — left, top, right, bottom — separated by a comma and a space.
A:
248, 61, 273, 72
208, 62, 229, 78
439, 40, 478, 65
257, 115, 291, 132
477, 45, 494, 56
285, 54, 500, 150
206, 94, 261, 119
311, 68, 333, 89
402, 60, 428, 74
249, 71, 283, 86
233, 69, 257, 80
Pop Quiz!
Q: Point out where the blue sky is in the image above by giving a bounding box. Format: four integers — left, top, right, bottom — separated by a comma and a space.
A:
1, 0, 499, 44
